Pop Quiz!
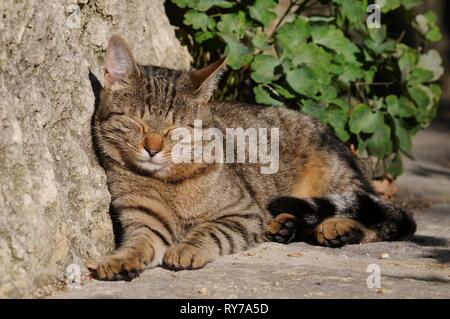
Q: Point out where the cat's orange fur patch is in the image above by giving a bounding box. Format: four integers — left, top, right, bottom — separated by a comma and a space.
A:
290, 151, 331, 198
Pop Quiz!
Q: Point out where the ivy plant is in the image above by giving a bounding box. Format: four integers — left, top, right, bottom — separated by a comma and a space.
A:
168, 0, 443, 178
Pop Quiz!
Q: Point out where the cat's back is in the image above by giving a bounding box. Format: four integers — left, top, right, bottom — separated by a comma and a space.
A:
209, 101, 326, 147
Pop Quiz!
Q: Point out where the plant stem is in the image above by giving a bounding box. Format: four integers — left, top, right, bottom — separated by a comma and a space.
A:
354, 82, 368, 104
268, 0, 304, 39
396, 30, 406, 45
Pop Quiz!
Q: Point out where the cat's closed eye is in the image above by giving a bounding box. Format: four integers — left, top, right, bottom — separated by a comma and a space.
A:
111, 114, 146, 133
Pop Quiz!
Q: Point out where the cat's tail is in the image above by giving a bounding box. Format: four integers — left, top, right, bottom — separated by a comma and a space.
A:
267, 192, 416, 242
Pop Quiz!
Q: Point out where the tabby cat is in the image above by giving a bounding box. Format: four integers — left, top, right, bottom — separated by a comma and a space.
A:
89, 35, 416, 280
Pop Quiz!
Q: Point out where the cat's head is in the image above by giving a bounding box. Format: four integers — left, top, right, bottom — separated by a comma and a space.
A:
95, 34, 226, 180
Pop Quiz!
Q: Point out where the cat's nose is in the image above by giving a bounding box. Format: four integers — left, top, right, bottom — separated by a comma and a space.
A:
144, 133, 163, 158
147, 149, 160, 158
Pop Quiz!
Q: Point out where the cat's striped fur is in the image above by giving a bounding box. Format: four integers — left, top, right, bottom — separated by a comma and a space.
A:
89, 35, 415, 280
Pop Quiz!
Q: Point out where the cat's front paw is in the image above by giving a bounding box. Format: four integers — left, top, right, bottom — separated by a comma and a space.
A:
87, 248, 152, 281
163, 243, 210, 271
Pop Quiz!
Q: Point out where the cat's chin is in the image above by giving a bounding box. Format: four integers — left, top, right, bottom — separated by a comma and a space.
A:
135, 161, 168, 175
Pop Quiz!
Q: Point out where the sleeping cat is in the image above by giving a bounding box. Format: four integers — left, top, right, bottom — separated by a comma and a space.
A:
89, 34, 416, 280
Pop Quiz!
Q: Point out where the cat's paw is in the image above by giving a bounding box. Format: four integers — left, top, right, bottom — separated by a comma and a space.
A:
163, 243, 210, 271
266, 213, 298, 244
87, 248, 152, 281
315, 217, 375, 247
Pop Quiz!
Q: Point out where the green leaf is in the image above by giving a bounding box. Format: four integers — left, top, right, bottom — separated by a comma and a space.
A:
194, 31, 214, 43
254, 85, 282, 106
417, 50, 444, 81
313, 65, 332, 86
328, 108, 350, 142
430, 83, 442, 104
184, 10, 216, 31
397, 44, 418, 82
368, 25, 387, 44
250, 55, 280, 84
387, 154, 403, 178
393, 118, 412, 152
172, 0, 199, 9
275, 17, 310, 57
252, 32, 270, 51
271, 83, 295, 99
286, 67, 320, 97
401, 0, 421, 10
356, 133, 368, 153
414, 11, 442, 42
301, 99, 328, 122
217, 12, 249, 37
221, 34, 253, 70
330, 98, 350, 112
376, 0, 400, 13
332, 0, 367, 24
386, 95, 399, 114
408, 84, 437, 125
248, 0, 277, 26
349, 104, 384, 134
311, 25, 359, 63
291, 42, 333, 67
364, 66, 377, 88
386, 95, 416, 118
319, 86, 337, 102
364, 38, 396, 55
367, 124, 392, 158
408, 84, 433, 110
407, 67, 434, 85
337, 63, 365, 84
196, 0, 234, 11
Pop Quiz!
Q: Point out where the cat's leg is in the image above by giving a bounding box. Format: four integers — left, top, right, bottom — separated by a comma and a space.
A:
88, 204, 175, 280
163, 213, 265, 270
267, 193, 416, 247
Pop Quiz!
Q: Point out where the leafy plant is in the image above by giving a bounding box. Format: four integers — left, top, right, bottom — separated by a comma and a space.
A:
167, 0, 443, 178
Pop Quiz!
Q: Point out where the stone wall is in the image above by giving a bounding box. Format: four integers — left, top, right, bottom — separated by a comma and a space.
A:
0, 0, 191, 297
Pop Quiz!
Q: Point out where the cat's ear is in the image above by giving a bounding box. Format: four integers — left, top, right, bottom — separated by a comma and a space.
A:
189, 57, 227, 103
104, 34, 140, 89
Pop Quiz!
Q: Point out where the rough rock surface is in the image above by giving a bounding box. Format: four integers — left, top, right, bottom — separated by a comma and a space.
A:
53, 118, 450, 299
0, 0, 190, 298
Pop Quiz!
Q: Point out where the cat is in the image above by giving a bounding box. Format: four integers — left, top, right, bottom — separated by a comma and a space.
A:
88, 34, 416, 280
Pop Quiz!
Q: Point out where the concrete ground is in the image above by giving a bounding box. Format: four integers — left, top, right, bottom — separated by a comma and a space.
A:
52, 111, 450, 299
